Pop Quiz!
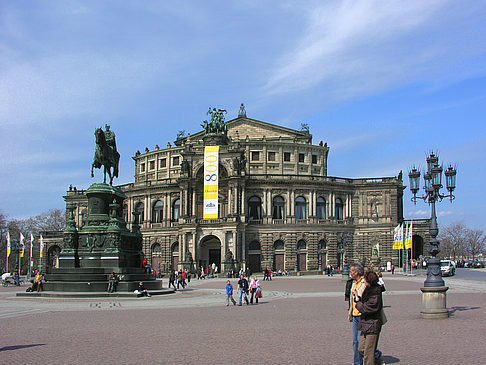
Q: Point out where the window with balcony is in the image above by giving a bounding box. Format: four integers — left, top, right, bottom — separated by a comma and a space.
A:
295, 196, 307, 219
299, 153, 305, 163
251, 151, 260, 161
149, 160, 155, 170
172, 156, 180, 166
335, 198, 344, 220
268, 151, 276, 161
152, 200, 163, 223
284, 152, 291, 162
172, 199, 180, 221
317, 197, 326, 220
159, 158, 166, 168
135, 202, 144, 224
248, 196, 262, 221
272, 196, 285, 219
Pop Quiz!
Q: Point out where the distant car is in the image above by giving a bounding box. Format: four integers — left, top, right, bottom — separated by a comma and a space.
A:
440, 260, 455, 276
472, 261, 484, 268
464, 260, 474, 268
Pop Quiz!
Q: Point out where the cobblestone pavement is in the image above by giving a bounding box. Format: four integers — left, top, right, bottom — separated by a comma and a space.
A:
1, 274, 485, 364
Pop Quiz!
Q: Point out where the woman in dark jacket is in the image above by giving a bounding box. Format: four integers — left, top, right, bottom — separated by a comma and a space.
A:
355, 270, 383, 365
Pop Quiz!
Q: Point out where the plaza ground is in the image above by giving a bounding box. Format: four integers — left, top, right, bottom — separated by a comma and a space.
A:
1, 271, 485, 364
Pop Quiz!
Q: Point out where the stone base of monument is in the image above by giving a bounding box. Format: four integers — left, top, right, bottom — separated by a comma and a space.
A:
420, 286, 449, 319
31, 182, 167, 296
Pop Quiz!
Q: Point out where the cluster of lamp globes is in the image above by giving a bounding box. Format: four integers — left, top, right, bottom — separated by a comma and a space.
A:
408, 152, 457, 203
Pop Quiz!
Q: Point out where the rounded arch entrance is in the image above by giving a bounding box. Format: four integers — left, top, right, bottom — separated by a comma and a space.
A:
412, 234, 424, 260
199, 235, 222, 271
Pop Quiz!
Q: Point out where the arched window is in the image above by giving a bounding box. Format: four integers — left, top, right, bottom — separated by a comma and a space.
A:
297, 240, 306, 250
152, 200, 163, 223
248, 196, 262, 220
123, 204, 128, 223
335, 198, 344, 220
316, 197, 326, 220
135, 202, 144, 224
319, 240, 327, 251
249, 241, 261, 251
295, 196, 307, 219
274, 240, 284, 250
272, 196, 285, 219
172, 199, 180, 221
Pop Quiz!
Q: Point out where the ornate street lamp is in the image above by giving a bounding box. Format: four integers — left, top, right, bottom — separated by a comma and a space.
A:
409, 152, 456, 318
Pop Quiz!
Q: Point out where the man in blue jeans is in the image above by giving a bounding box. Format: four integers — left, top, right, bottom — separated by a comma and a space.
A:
237, 274, 249, 306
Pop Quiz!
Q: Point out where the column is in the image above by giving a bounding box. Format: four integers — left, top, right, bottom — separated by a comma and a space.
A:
192, 189, 196, 216
228, 186, 232, 215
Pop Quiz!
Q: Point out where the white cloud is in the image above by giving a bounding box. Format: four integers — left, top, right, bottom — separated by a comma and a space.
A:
260, 1, 486, 101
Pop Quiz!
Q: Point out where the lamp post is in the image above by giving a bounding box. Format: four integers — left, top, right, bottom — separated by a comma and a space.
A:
408, 152, 456, 318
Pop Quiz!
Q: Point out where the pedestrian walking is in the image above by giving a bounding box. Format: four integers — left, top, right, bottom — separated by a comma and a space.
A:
249, 276, 260, 304
168, 270, 176, 290
237, 274, 249, 306
225, 280, 236, 306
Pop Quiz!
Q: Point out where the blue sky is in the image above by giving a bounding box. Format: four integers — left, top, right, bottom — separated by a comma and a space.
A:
1, 1, 485, 231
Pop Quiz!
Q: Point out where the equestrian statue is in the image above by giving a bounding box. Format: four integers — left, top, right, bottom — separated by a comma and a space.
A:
91, 124, 120, 185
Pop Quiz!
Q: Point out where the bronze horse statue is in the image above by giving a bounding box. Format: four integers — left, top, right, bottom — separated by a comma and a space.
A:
91, 127, 120, 185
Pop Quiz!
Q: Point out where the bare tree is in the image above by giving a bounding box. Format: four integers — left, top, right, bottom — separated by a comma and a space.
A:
439, 222, 468, 260
23, 209, 66, 234
465, 229, 485, 260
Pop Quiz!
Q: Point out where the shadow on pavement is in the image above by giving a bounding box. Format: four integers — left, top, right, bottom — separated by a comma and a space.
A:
0, 344, 45, 352
381, 355, 400, 363
449, 306, 481, 316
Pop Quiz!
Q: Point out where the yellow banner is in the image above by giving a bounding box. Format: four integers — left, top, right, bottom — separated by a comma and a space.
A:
404, 222, 413, 250
20, 233, 25, 258
203, 146, 219, 219
392, 224, 403, 250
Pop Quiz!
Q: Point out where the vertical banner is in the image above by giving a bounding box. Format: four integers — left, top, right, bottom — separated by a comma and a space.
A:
20, 232, 25, 258
404, 222, 413, 250
30, 234, 34, 259
203, 146, 219, 220
7, 231, 11, 257
393, 223, 403, 250
40, 234, 44, 259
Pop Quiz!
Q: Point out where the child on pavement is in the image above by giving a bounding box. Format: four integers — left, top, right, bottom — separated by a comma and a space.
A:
226, 280, 236, 306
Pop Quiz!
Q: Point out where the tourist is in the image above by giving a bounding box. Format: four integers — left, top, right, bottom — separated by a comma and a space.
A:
249, 276, 260, 304
255, 283, 262, 302
31, 272, 43, 293
348, 263, 382, 365
237, 274, 249, 306
107, 272, 119, 293
377, 272, 385, 292
345, 275, 353, 310
136, 282, 151, 297
356, 270, 386, 365
177, 270, 186, 289
186, 269, 191, 283
268, 269, 272, 281
225, 280, 236, 306
168, 270, 176, 290
348, 262, 366, 365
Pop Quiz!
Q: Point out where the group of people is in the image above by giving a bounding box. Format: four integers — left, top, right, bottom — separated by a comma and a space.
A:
225, 274, 263, 306
168, 269, 191, 290
197, 264, 219, 279
346, 263, 386, 365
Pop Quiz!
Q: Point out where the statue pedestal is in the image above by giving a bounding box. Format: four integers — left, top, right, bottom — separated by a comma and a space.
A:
420, 286, 449, 319
44, 183, 162, 293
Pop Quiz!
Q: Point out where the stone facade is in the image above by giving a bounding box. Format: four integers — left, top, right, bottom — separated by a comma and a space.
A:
57, 114, 430, 274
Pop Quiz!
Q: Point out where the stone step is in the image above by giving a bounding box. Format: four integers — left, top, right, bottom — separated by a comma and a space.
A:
45, 273, 158, 282
17, 288, 175, 298
42, 280, 163, 292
